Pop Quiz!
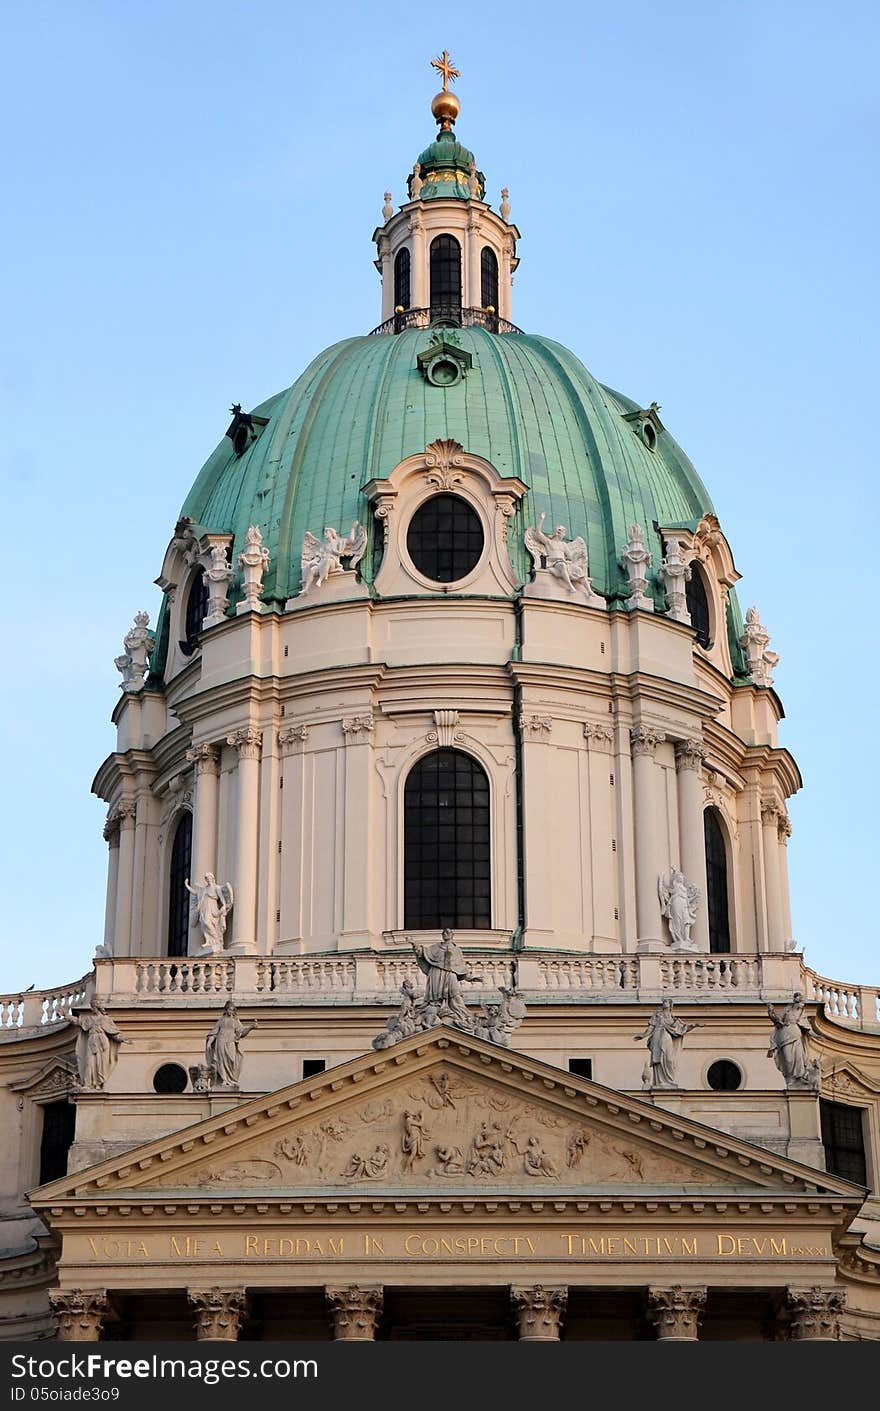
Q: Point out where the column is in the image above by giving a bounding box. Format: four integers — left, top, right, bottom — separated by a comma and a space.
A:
341, 714, 375, 947
520, 715, 555, 946
278, 725, 310, 949
510, 1285, 567, 1341
226, 728, 262, 953
786, 1286, 845, 1340
49, 1290, 109, 1342
186, 743, 221, 896
113, 800, 137, 957
761, 797, 785, 950
188, 1288, 247, 1341
326, 1286, 383, 1340
631, 728, 667, 948
675, 739, 709, 951
102, 816, 120, 954
647, 1285, 707, 1341
466, 215, 482, 307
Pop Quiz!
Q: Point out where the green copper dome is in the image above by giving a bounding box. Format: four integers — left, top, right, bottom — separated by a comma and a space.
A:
171, 324, 746, 675
411, 128, 485, 201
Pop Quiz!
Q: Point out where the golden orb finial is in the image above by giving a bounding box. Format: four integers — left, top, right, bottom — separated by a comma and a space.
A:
430, 49, 461, 129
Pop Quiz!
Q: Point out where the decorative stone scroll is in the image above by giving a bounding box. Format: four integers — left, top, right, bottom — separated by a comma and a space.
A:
326, 1286, 383, 1341
620, 524, 654, 611
510, 1285, 567, 1341
236, 525, 270, 614
786, 1286, 845, 1340
188, 1287, 247, 1341
647, 1286, 707, 1341
115, 611, 155, 692
426, 709, 462, 747
49, 1290, 110, 1342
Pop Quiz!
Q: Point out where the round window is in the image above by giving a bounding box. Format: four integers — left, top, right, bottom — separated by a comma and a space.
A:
406, 494, 484, 583
153, 1063, 189, 1094
707, 1059, 742, 1092
425, 356, 462, 387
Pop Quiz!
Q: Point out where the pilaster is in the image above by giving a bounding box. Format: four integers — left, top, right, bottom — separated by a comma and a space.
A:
226, 727, 263, 953
340, 714, 376, 948
278, 725, 310, 951
674, 739, 709, 951
520, 714, 555, 947
631, 728, 667, 948
186, 745, 221, 945
761, 796, 785, 951
112, 800, 138, 957
584, 722, 619, 950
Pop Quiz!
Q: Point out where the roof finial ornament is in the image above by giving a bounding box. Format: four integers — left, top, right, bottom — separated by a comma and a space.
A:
430, 49, 461, 130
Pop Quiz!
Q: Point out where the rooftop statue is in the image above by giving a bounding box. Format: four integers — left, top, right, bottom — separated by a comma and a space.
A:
185, 873, 234, 953
236, 525, 270, 613
75, 999, 127, 1090
767, 993, 820, 1089
372, 934, 527, 1050
658, 869, 700, 952
740, 606, 779, 687
634, 998, 700, 1089
620, 524, 654, 611
204, 1001, 256, 1090
115, 611, 155, 692
525, 512, 601, 603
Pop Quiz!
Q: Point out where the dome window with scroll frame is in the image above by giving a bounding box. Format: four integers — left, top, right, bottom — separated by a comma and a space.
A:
623, 401, 664, 453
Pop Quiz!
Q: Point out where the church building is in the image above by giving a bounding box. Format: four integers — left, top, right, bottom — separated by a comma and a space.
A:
2, 56, 879, 1342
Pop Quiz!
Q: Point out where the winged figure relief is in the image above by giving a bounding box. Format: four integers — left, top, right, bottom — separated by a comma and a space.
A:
524, 511, 593, 596
299, 522, 368, 597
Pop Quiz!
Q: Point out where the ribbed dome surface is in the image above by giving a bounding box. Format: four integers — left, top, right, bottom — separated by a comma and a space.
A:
180, 326, 718, 610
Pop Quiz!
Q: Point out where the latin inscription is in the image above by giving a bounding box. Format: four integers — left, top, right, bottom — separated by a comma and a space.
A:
81, 1227, 830, 1263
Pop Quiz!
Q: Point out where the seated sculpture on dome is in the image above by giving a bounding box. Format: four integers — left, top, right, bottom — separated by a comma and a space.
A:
524, 512, 604, 607
299, 522, 368, 598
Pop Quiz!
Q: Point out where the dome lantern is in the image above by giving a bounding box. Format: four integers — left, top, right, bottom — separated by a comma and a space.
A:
372, 53, 520, 329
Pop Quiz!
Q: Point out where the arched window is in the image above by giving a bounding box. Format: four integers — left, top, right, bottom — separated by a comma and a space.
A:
182, 568, 210, 655
393, 248, 411, 310
167, 812, 192, 957
480, 246, 499, 311
686, 565, 712, 649
404, 750, 490, 930
429, 235, 462, 323
704, 807, 731, 954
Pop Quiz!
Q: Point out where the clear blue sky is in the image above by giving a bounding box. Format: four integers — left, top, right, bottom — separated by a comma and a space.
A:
1, 1, 877, 991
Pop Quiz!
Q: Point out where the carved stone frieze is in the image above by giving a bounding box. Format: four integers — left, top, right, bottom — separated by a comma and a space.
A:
510, 1285, 567, 1341
326, 1286, 383, 1341
647, 1285, 707, 1340
49, 1289, 109, 1342
786, 1286, 845, 1340
188, 1287, 247, 1341
165, 1064, 713, 1191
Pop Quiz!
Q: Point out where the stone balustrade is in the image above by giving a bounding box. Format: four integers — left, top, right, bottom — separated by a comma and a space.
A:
3, 954, 877, 1034
0, 972, 94, 1039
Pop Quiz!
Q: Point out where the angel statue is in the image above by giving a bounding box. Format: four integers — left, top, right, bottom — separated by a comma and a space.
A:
185, 873, 234, 952
524, 512, 595, 598
299, 522, 368, 597
658, 869, 700, 951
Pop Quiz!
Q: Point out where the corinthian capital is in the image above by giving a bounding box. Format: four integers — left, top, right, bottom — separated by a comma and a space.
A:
186, 742, 221, 775
647, 1285, 706, 1340
49, 1289, 109, 1342
342, 714, 375, 742
584, 721, 614, 753
278, 723, 310, 753
674, 739, 706, 773
786, 1286, 845, 1341
226, 726, 263, 760
188, 1287, 247, 1341
510, 1285, 567, 1341
326, 1285, 383, 1340
630, 725, 666, 756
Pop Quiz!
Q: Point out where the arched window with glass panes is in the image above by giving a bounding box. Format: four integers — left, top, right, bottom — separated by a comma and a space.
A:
429, 235, 462, 323
480, 246, 498, 311
182, 568, 210, 655
167, 812, 192, 957
686, 564, 712, 649
404, 750, 491, 930
704, 807, 731, 954
394, 247, 411, 310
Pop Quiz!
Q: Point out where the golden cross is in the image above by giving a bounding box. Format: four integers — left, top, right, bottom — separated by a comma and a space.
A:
431, 50, 460, 92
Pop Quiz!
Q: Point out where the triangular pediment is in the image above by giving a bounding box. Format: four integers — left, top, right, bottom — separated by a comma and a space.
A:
33, 1029, 863, 1209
